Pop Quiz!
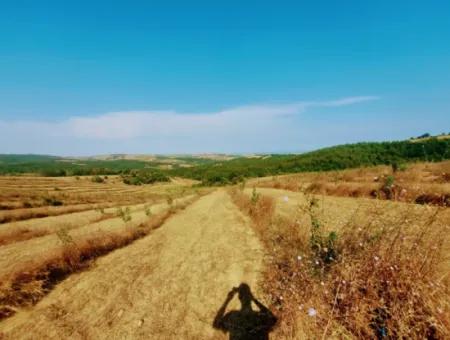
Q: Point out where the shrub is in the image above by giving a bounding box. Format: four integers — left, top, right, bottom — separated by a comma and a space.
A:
251, 188, 260, 205
122, 170, 170, 185
91, 175, 105, 183
144, 205, 152, 216
43, 197, 63, 206
391, 161, 399, 173
116, 207, 132, 222
305, 197, 339, 269
380, 175, 395, 199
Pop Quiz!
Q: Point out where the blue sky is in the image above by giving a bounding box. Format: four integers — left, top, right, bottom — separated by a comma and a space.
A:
0, 1, 449, 155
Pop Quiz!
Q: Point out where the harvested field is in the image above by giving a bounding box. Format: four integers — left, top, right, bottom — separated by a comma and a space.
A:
0, 175, 196, 217
0, 190, 265, 339
0, 167, 449, 339
249, 160, 450, 206
0, 194, 199, 320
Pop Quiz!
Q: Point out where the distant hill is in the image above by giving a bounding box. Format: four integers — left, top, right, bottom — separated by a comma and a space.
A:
0, 153, 228, 175
1, 138, 449, 181
168, 138, 450, 185
82, 153, 237, 163
0, 154, 60, 164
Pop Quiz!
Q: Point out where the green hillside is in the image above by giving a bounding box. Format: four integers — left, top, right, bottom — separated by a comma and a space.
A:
169, 138, 450, 185
1, 138, 449, 185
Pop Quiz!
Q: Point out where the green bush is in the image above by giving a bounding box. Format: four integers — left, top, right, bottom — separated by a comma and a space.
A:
307, 197, 339, 270
144, 205, 152, 216
91, 175, 105, 183
251, 188, 260, 205
122, 170, 170, 185
116, 207, 132, 222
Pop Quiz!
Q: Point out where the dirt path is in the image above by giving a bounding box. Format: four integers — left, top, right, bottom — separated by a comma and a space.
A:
0, 190, 265, 339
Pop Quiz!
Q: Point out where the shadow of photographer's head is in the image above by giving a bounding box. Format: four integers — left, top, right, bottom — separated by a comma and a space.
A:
237, 283, 252, 309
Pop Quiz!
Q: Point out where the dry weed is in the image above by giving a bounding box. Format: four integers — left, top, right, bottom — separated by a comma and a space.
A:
229, 188, 450, 339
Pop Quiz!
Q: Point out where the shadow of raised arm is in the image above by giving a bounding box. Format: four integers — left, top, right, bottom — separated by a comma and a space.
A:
213, 287, 237, 331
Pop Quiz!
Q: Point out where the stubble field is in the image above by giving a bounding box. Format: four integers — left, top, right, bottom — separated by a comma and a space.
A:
0, 163, 449, 339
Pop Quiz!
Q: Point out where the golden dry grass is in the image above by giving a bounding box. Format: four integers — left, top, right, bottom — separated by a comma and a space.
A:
249, 160, 450, 207
0, 167, 448, 338
0, 201, 174, 247
0, 195, 199, 321
0, 203, 116, 224
0, 190, 262, 339
229, 187, 450, 339
0, 175, 196, 223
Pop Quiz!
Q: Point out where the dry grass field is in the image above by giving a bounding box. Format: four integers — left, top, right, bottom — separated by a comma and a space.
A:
248, 160, 450, 206
0, 175, 197, 222
229, 186, 450, 339
0, 163, 449, 339
0, 176, 204, 320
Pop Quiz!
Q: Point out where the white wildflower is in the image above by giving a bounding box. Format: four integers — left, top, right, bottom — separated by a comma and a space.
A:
297, 255, 302, 261
283, 195, 289, 202
307, 308, 317, 317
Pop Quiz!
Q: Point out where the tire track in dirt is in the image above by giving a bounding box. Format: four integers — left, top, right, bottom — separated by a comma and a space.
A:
0, 190, 265, 339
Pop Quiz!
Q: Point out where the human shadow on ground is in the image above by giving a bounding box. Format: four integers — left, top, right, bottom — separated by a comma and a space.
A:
213, 283, 277, 340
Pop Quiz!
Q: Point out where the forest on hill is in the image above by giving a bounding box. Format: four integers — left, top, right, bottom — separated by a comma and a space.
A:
1, 138, 449, 186
169, 138, 450, 185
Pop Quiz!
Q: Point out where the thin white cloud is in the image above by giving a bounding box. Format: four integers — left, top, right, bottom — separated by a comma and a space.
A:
314, 96, 379, 107
63, 96, 378, 140
0, 96, 378, 154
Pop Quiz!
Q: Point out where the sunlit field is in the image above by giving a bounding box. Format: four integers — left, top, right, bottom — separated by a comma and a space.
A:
0, 160, 448, 338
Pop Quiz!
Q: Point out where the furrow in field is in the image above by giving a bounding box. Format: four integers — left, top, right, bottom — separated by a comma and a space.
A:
0, 196, 194, 279
0, 203, 115, 224
0, 202, 155, 246
0, 190, 266, 339
0, 195, 198, 322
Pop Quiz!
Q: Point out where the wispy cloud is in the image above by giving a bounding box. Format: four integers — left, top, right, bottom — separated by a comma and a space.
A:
0, 96, 379, 154
64, 96, 378, 140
